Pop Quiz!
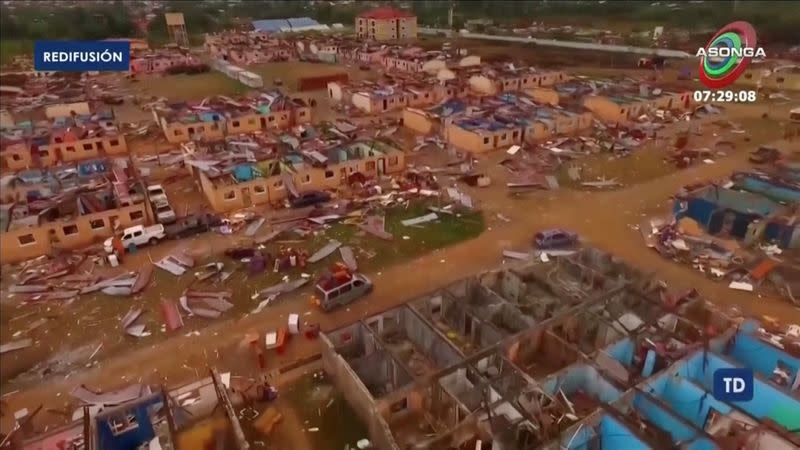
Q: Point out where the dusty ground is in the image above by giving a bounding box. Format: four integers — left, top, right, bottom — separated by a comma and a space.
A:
2, 59, 799, 438
119, 61, 378, 103
2, 118, 798, 437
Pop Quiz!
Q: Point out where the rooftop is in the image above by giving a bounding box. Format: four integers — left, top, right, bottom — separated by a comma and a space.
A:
357, 6, 415, 20
155, 91, 306, 123
322, 248, 800, 449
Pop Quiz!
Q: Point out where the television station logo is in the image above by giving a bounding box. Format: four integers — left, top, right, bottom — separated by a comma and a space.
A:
34, 40, 130, 72
696, 21, 765, 89
713, 367, 754, 402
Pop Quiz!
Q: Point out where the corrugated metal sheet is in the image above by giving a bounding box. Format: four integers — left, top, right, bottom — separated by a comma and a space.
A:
287, 17, 320, 28
252, 19, 290, 32
252, 17, 323, 32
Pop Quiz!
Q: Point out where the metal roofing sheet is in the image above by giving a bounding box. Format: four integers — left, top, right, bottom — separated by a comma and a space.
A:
252, 19, 290, 32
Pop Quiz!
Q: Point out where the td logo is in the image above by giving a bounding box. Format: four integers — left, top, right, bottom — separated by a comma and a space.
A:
713, 367, 754, 402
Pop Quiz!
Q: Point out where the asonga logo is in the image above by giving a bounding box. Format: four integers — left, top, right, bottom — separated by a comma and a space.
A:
695, 21, 765, 89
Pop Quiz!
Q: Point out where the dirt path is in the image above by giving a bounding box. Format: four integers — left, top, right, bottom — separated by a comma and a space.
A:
3, 134, 798, 434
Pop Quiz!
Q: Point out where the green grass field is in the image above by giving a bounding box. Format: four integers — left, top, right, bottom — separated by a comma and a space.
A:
0, 40, 33, 66
126, 61, 378, 101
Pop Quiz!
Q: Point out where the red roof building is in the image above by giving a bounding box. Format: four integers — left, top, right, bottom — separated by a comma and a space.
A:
356, 7, 417, 41
357, 7, 415, 20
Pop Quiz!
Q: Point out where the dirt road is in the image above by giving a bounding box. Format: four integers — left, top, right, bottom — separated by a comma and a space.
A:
3, 134, 798, 434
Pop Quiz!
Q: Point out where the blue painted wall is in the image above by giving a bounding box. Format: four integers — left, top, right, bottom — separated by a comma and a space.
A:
632, 392, 699, 443
686, 437, 721, 450
599, 415, 652, 450
734, 174, 800, 204
725, 332, 800, 383
678, 352, 800, 431
643, 375, 732, 428
541, 364, 623, 404
673, 197, 715, 227
764, 221, 799, 249
96, 394, 163, 450
605, 339, 635, 367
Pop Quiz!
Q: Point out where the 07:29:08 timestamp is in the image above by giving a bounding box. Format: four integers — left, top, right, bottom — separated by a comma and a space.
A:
692, 90, 757, 103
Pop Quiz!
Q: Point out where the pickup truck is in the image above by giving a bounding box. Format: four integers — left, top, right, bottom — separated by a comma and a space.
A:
104, 224, 166, 254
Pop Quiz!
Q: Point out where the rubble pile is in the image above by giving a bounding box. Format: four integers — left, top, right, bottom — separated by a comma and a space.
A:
642, 164, 800, 305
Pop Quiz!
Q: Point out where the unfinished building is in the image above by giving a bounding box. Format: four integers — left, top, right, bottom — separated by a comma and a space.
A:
322, 248, 800, 450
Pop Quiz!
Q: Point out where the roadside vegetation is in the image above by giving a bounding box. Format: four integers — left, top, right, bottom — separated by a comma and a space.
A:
1, 0, 796, 64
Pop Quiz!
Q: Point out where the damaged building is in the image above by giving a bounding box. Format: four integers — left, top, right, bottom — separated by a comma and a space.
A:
321, 248, 800, 449
153, 91, 311, 144
204, 31, 296, 65
440, 93, 594, 153
328, 79, 469, 115
0, 157, 149, 263
185, 136, 405, 213
19, 369, 253, 450
1, 101, 127, 171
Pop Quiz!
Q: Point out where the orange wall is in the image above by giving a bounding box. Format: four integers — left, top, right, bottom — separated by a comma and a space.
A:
0, 203, 148, 264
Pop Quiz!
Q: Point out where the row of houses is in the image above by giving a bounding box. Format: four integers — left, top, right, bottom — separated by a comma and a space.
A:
204, 31, 296, 65
184, 131, 405, 214
0, 156, 150, 263
409, 92, 596, 153
1, 101, 128, 171
153, 90, 311, 144
129, 48, 202, 75
321, 248, 800, 450
327, 63, 571, 114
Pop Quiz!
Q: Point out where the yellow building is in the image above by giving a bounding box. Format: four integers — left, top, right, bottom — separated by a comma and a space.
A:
736, 66, 800, 91
0, 197, 148, 264
582, 91, 691, 124
194, 141, 406, 213
155, 95, 311, 144
441, 94, 595, 153
356, 7, 417, 41
1, 116, 127, 171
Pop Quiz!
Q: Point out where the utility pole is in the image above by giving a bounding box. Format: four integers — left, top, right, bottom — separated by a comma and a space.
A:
448, 0, 454, 30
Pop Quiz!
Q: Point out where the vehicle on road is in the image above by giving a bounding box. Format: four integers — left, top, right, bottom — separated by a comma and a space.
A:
164, 213, 218, 239
290, 190, 331, 208
533, 229, 579, 250
104, 224, 166, 253
153, 199, 177, 224
749, 146, 782, 164
315, 267, 373, 312
146, 184, 168, 202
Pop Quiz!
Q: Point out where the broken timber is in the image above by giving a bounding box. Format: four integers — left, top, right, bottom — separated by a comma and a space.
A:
211, 368, 249, 450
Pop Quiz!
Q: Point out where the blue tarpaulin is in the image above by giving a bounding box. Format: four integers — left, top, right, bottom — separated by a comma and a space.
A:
233, 164, 262, 182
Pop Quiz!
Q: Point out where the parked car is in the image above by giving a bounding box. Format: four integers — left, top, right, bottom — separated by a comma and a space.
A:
290, 190, 331, 208
153, 199, 177, 224
533, 229, 579, 250
146, 184, 168, 202
749, 146, 782, 164
103, 224, 166, 253
315, 271, 373, 312
164, 213, 218, 239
